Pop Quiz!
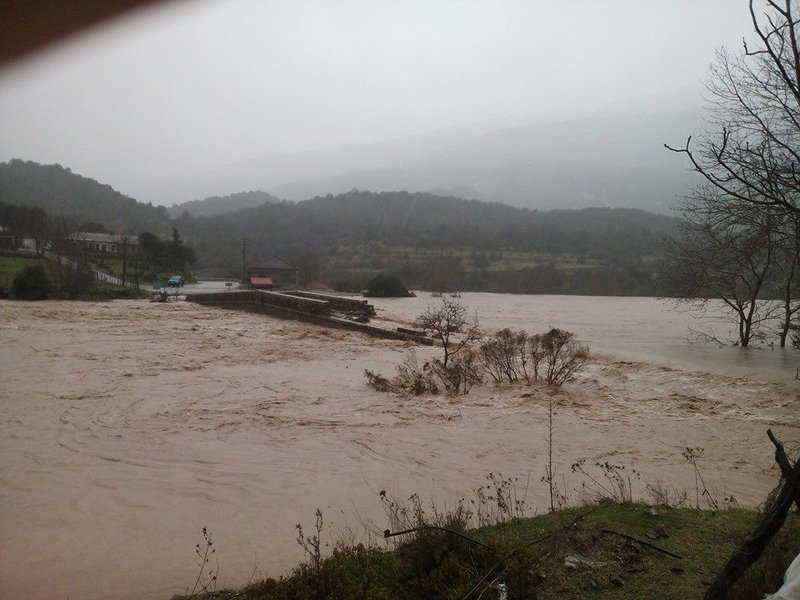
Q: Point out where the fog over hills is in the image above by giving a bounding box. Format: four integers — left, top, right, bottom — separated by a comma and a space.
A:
166, 106, 703, 213
156, 113, 558, 206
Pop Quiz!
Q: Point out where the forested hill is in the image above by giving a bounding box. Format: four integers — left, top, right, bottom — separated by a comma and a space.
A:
0, 160, 169, 235
167, 190, 281, 218
172, 189, 680, 272
0, 161, 681, 294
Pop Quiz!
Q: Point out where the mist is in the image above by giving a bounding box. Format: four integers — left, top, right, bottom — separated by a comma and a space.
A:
0, 1, 750, 204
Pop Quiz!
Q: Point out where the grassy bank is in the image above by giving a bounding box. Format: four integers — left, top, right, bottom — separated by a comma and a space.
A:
175, 503, 799, 600
0, 252, 149, 300
0, 252, 45, 292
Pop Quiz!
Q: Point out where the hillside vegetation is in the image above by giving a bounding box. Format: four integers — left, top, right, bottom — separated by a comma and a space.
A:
0, 161, 681, 295
173, 190, 679, 294
0, 159, 169, 235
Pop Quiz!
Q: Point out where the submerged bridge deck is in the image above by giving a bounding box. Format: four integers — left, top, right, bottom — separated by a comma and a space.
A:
188, 289, 432, 345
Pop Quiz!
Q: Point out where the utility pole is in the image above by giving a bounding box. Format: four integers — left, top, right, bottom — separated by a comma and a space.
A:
240, 236, 248, 285
121, 236, 128, 287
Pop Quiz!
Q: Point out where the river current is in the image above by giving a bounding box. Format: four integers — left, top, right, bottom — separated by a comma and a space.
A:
0, 295, 796, 599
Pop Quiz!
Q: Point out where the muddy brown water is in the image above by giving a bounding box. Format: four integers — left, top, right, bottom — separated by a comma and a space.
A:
0, 295, 797, 600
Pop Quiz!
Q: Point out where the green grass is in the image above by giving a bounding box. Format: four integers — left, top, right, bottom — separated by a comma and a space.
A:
0, 252, 47, 292
176, 503, 799, 600
90, 255, 125, 275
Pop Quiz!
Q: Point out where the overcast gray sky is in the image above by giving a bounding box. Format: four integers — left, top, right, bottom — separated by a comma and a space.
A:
0, 0, 751, 201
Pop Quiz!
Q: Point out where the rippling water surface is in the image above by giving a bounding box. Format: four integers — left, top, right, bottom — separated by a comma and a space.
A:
0, 296, 796, 600
370, 293, 798, 380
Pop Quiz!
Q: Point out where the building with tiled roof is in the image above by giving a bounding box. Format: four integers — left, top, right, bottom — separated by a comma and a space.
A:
68, 232, 138, 255
248, 256, 297, 287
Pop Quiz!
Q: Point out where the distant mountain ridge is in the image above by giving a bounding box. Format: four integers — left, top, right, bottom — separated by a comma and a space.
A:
268, 110, 702, 213
153, 107, 703, 213
168, 190, 281, 218
143, 114, 562, 205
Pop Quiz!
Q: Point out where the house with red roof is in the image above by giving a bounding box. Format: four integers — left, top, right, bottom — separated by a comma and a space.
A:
248, 255, 298, 288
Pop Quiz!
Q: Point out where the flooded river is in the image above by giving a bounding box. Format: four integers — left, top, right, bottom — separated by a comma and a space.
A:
0, 295, 797, 600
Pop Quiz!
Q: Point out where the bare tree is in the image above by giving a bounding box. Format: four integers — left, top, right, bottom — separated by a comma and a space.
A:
773, 210, 800, 345
666, 1, 800, 218
664, 191, 778, 347
417, 298, 481, 368
664, 2, 800, 346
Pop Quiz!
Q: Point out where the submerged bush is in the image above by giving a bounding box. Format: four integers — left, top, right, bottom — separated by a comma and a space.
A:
366, 320, 589, 397
365, 352, 439, 397
427, 350, 484, 395
478, 328, 530, 383
540, 328, 589, 385
49, 260, 94, 299
365, 349, 488, 397
477, 327, 589, 386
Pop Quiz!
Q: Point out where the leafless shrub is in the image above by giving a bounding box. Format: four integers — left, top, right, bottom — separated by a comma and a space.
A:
541, 328, 589, 385
478, 328, 529, 383
472, 472, 529, 526
527, 333, 546, 382
296, 509, 326, 573
366, 323, 588, 395
571, 460, 640, 505
646, 480, 689, 508
363, 370, 393, 393
379, 473, 529, 537
379, 491, 473, 544
187, 527, 218, 598
477, 328, 589, 386
427, 348, 484, 395
683, 446, 720, 510
477, 338, 505, 383
395, 352, 440, 396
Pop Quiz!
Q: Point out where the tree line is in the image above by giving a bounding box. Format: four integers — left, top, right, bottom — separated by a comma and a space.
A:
172, 191, 679, 267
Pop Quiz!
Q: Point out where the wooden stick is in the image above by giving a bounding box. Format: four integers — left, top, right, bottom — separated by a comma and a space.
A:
600, 528, 683, 559
384, 525, 493, 550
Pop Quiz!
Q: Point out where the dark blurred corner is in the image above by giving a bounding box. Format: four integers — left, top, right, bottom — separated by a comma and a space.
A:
0, 0, 169, 66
